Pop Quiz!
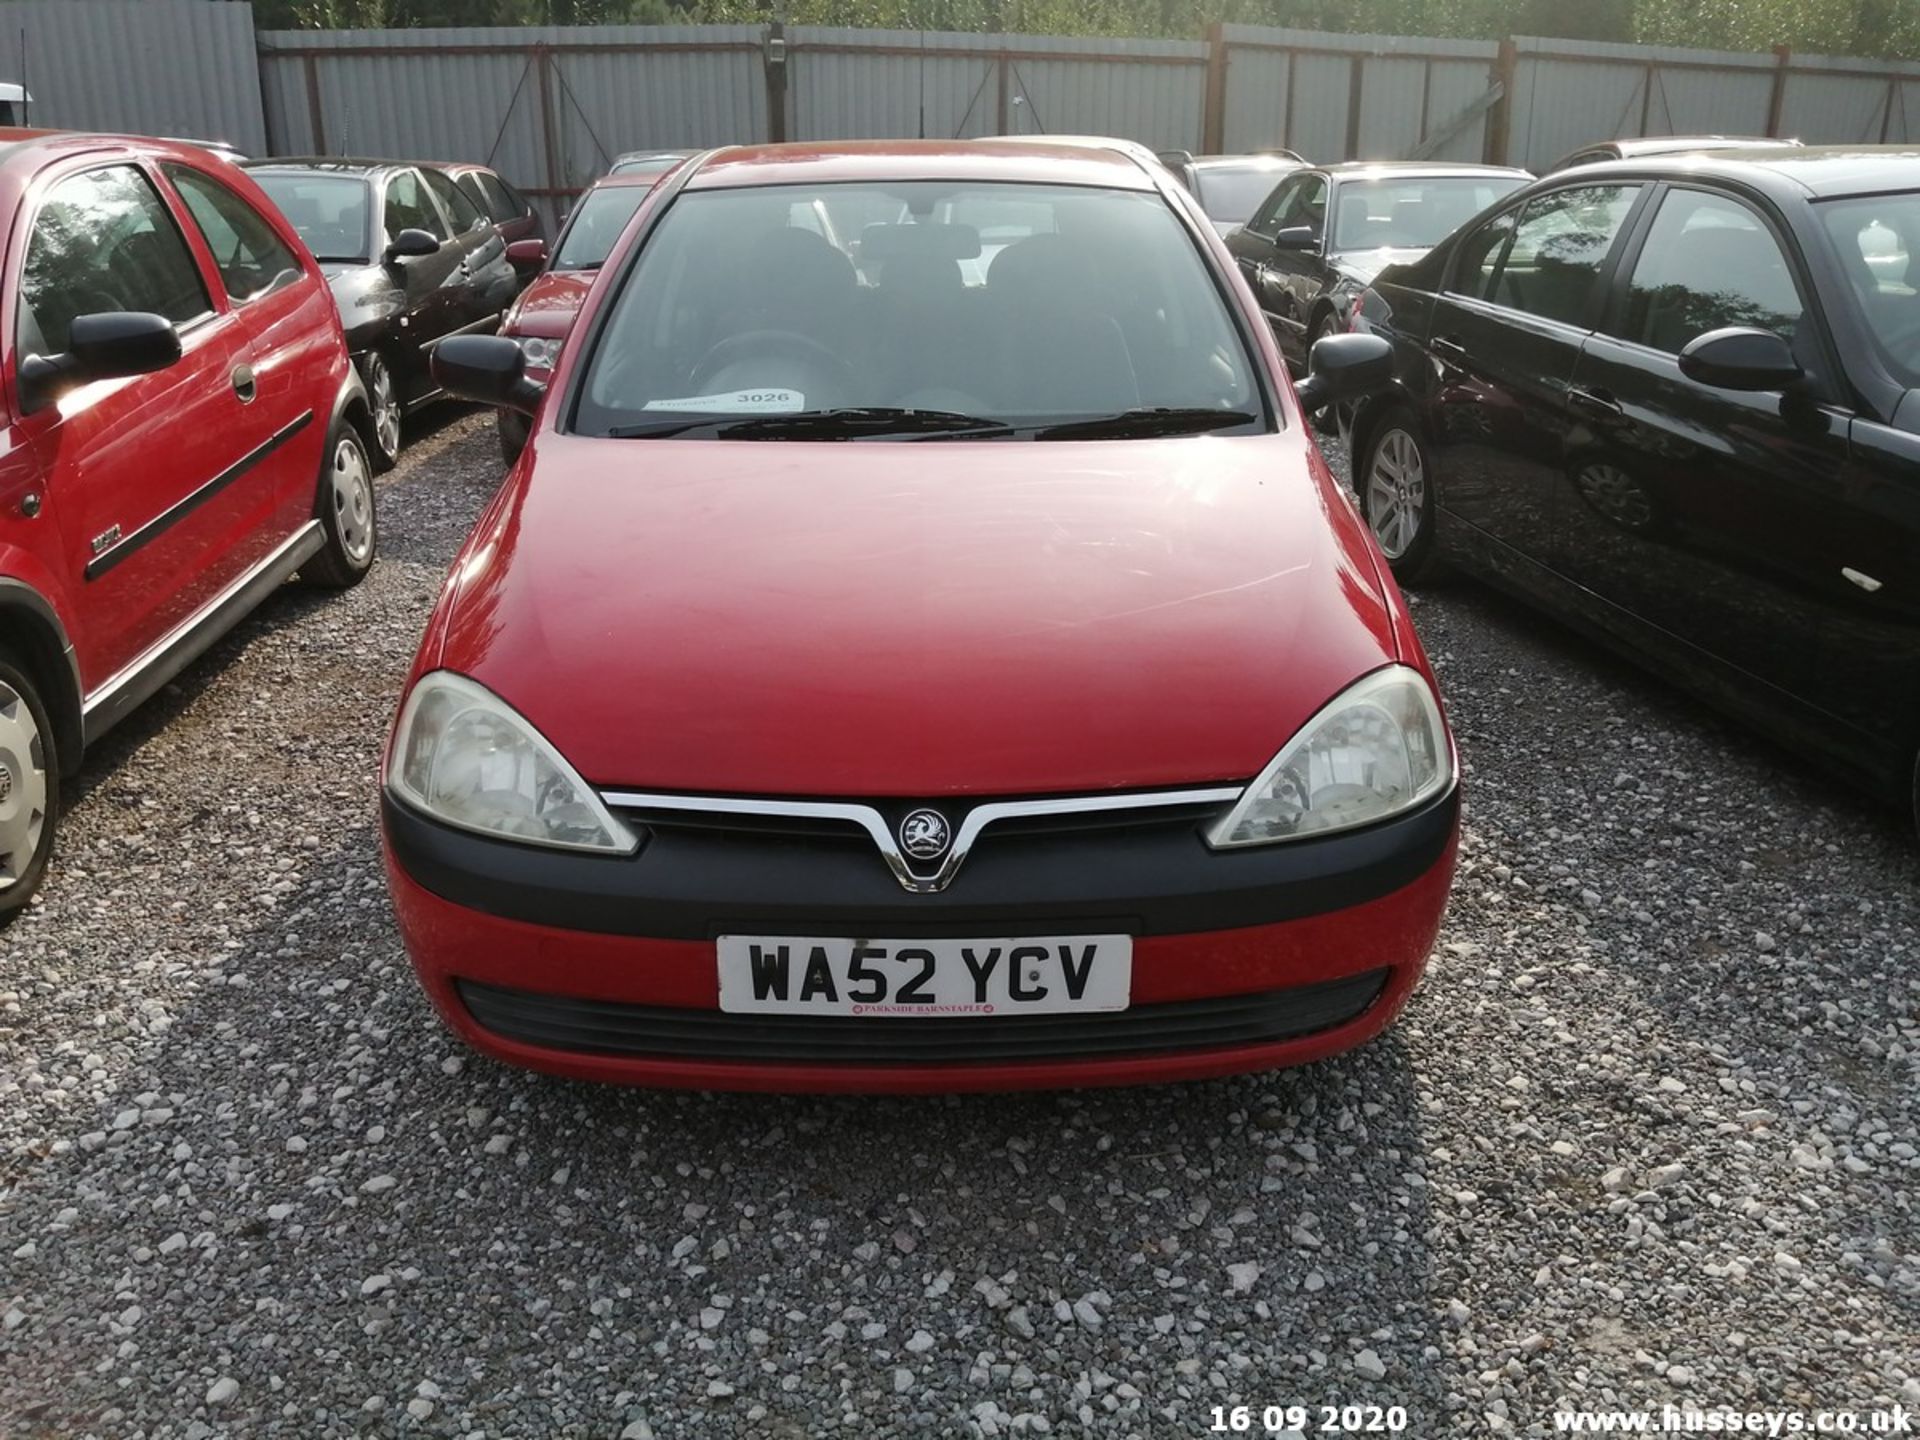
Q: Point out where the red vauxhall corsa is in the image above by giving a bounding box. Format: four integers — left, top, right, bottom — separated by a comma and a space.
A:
0, 130, 378, 919
383, 141, 1458, 1093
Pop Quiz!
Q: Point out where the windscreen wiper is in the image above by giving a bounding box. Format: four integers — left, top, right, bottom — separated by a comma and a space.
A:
1033, 408, 1262, 441
608, 407, 1014, 440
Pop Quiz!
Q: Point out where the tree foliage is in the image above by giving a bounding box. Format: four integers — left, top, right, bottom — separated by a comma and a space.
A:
249, 0, 1920, 59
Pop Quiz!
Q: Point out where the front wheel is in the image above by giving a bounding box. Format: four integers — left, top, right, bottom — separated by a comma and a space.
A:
1359, 410, 1444, 585
0, 649, 58, 924
361, 352, 403, 471
300, 421, 377, 589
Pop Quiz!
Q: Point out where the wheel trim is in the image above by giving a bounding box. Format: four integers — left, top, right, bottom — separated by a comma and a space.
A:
0, 681, 48, 891
370, 360, 401, 459
331, 437, 375, 566
1366, 428, 1426, 561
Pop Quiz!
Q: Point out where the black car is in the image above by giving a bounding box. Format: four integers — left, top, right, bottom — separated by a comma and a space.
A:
1347, 146, 1920, 830
1548, 135, 1802, 173
247, 159, 519, 467
1226, 161, 1529, 369
1155, 149, 1305, 235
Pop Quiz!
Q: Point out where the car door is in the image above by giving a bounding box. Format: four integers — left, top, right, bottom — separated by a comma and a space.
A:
162, 160, 336, 543
1228, 175, 1303, 338
1420, 182, 1645, 562
1557, 184, 1848, 710
422, 167, 512, 334
10, 161, 262, 684
1253, 172, 1330, 367
379, 168, 461, 403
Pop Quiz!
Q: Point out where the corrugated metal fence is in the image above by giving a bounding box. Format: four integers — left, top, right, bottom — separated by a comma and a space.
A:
21, 2, 1920, 216
0, 0, 265, 151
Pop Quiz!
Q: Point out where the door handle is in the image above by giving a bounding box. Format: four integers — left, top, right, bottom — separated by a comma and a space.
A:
231, 363, 257, 404
1431, 334, 1467, 361
1568, 385, 1625, 420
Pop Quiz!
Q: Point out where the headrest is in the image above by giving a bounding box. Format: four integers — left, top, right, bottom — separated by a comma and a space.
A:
859, 222, 982, 261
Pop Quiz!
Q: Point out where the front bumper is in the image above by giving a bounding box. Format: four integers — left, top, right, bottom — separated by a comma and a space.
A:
382, 785, 1459, 1092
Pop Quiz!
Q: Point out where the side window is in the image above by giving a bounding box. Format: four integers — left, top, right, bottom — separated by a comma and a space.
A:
1282, 175, 1329, 237
478, 173, 522, 223
384, 170, 446, 243
1484, 184, 1640, 327
455, 172, 494, 221
166, 165, 301, 303
1451, 208, 1518, 299
1619, 189, 1803, 354
422, 168, 486, 235
18, 164, 213, 359
1244, 176, 1298, 239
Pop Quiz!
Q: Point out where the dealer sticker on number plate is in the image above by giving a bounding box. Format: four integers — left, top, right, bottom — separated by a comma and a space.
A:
716, 935, 1132, 1017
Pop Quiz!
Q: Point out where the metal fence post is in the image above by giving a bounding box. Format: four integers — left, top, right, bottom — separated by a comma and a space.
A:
1485, 38, 1516, 167
765, 23, 788, 143
1767, 44, 1791, 137
1203, 23, 1228, 154
535, 44, 562, 205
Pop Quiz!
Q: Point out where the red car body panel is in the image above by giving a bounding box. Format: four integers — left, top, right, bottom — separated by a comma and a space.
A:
499, 269, 593, 342
432, 430, 1402, 796
386, 840, 1455, 1094
388, 140, 1457, 1092
0, 128, 356, 750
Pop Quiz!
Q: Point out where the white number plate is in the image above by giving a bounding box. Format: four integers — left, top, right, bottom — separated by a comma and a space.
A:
716, 934, 1132, 1017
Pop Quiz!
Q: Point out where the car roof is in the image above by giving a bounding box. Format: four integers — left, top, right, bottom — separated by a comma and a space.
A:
1553, 144, 1920, 198
1190, 154, 1301, 170
0, 128, 252, 194
683, 139, 1158, 191
612, 149, 696, 164
1316, 160, 1532, 179
243, 157, 406, 177
1603, 134, 1799, 157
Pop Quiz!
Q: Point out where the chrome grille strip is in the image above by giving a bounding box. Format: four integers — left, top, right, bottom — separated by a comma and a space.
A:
598, 787, 1243, 894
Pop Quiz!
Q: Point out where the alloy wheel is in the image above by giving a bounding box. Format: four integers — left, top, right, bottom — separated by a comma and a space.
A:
369, 357, 401, 463
1365, 428, 1426, 561
0, 680, 48, 892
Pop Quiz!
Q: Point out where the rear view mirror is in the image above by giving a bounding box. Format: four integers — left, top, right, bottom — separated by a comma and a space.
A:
1678, 327, 1802, 391
383, 227, 441, 263
505, 237, 548, 268
1295, 333, 1393, 412
1273, 225, 1318, 250
432, 334, 544, 415
18, 311, 182, 412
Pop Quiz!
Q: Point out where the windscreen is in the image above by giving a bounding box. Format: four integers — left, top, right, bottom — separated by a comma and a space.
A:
250, 173, 372, 263
1820, 192, 1920, 387
554, 187, 649, 271
1195, 165, 1292, 225
573, 180, 1260, 437
1331, 176, 1525, 252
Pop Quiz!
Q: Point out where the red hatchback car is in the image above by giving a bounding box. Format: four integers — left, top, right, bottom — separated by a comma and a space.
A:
0, 130, 377, 917
383, 141, 1457, 1093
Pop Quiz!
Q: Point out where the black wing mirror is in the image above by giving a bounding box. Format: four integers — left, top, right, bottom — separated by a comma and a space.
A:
1678, 327, 1802, 391
383, 227, 442, 264
1295, 333, 1393, 413
431, 334, 544, 416
1272, 225, 1319, 250
18, 311, 182, 413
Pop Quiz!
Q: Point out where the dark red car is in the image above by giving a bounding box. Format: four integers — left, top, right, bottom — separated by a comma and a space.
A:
494, 169, 673, 462
383, 141, 1456, 1093
0, 130, 378, 918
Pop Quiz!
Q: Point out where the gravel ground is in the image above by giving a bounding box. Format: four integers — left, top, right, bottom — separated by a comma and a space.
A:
2, 415, 1916, 1439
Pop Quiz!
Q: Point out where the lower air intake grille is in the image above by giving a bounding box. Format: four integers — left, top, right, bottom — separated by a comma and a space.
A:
456, 969, 1389, 1065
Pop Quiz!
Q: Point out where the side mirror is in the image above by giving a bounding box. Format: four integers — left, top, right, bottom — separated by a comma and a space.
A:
1294, 332, 1393, 413
383, 227, 441, 263
1678, 327, 1802, 391
431, 334, 544, 416
1273, 225, 1319, 250
18, 311, 182, 412
505, 237, 548, 268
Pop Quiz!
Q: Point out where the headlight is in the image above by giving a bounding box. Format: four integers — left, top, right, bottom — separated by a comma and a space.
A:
516, 335, 562, 371
387, 671, 638, 854
1206, 666, 1452, 848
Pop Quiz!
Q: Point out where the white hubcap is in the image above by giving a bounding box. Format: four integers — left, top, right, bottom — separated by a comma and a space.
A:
1366, 429, 1426, 561
331, 438, 374, 565
0, 680, 48, 891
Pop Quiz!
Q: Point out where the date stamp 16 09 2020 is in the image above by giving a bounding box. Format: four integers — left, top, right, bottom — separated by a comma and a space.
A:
1208, 1405, 1410, 1435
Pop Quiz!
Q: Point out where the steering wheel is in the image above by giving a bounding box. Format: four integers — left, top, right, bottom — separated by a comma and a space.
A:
689, 329, 855, 400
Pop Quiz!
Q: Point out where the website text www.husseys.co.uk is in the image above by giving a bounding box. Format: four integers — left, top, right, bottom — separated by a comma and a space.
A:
1554, 1407, 1912, 1435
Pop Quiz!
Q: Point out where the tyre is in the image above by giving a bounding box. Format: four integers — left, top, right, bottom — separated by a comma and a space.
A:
361, 351, 403, 471
300, 420, 378, 589
0, 648, 58, 924
1910, 747, 1919, 842
1358, 407, 1444, 585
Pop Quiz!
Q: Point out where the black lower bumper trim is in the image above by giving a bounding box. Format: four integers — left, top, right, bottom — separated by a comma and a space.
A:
384, 785, 1457, 940
456, 968, 1390, 1065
